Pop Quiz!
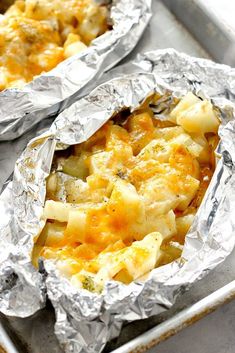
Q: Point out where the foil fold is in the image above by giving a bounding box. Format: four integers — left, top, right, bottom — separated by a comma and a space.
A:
0, 0, 152, 142
1, 49, 235, 352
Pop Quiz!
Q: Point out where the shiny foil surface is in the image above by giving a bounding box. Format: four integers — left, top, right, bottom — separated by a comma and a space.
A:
1, 50, 235, 353
0, 0, 152, 142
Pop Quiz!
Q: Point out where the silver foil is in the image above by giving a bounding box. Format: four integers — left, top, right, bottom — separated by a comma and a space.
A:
0, 0, 152, 142
1, 49, 235, 353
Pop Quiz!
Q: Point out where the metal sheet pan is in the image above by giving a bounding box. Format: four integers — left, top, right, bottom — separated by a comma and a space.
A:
0, 1, 234, 352
162, 0, 235, 66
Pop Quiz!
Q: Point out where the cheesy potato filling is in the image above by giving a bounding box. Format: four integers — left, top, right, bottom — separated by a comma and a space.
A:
33, 93, 220, 292
0, 0, 108, 90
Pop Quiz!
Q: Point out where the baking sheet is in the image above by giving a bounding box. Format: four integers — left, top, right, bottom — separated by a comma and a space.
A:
163, 0, 235, 66
0, 1, 233, 353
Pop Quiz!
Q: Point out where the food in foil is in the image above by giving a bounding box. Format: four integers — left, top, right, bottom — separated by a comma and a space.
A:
33, 92, 220, 292
0, 0, 152, 142
0, 0, 109, 90
1, 49, 235, 353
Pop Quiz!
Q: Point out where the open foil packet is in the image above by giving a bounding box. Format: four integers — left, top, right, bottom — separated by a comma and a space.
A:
1, 50, 235, 353
0, 0, 152, 142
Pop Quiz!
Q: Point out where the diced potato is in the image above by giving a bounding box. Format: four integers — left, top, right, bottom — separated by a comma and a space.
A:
64, 209, 87, 244
153, 210, 176, 239
138, 138, 171, 163
81, 121, 112, 153
86, 174, 109, 189
65, 177, 108, 204
43, 200, 74, 222
176, 175, 200, 211
169, 93, 201, 123
130, 159, 165, 186
107, 179, 145, 224
87, 151, 112, 175
132, 208, 176, 241
42, 221, 66, 247
46, 173, 58, 200
190, 133, 211, 164
57, 257, 84, 278
94, 232, 163, 285
64, 33, 87, 58
169, 145, 200, 180
114, 268, 133, 284
74, 243, 99, 260
154, 126, 184, 140
64, 40, 87, 58
176, 214, 195, 243
106, 125, 130, 148
170, 133, 203, 158
78, 4, 108, 44
177, 100, 219, 134
33, 221, 66, 266
127, 111, 155, 155
65, 179, 89, 203
62, 154, 89, 180
106, 125, 133, 162
139, 175, 180, 214
47, 173, 57, 194
29, 46, 64, 72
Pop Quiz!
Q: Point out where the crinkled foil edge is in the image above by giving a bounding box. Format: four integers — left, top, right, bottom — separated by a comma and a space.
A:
0, 0, 152, 141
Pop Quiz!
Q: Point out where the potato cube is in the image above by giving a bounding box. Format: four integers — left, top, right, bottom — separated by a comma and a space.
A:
43, 200, 73, 222
177, 100, 219, 134
64, 209, 87, 244
170, 93, 200, 123
107, 179, 145, 224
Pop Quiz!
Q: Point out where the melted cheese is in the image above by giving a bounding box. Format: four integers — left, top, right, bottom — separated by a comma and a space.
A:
34, 93, 219, 292
0, 0, 108, 90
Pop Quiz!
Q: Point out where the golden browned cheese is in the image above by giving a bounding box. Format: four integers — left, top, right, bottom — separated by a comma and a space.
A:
33, 93, 220, 292
0, 0, 108, 90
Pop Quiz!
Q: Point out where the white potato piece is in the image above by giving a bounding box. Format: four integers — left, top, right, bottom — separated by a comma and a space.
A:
176, 214, 195, 238
170, 133, 203, 158
44, 200, 75, 222
43, 222, 66, 247
138, 138, 171, 163
57, 258, 83, 278
154, 126, 184, 140
46, 173, 57, 194
107, 179, 145, 224
133, 209, 176, 241
87, 151, 112, 175
177, 176, 200, 211
64, 209, 87, 244
148, 210, 176, 240
177, 100, 219, 134
139, 176, 180, 214
190, 133, 211, 164
65, 179, 90, 203
95, 232, 163, 285
62, 154, 89, 180
64, 40, 87, 59
169, 93, 201, 123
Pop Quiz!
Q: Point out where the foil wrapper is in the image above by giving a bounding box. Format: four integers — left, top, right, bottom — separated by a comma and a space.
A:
0, 0, 152, 142
1, 49, 235, 352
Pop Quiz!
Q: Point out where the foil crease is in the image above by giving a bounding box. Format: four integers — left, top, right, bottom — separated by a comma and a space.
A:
0, 0, 152, 142
1, 49, 235, 351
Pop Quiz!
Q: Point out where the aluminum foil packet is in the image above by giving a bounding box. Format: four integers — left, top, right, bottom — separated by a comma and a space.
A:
1, 49, 235, 353
0, 0, 152, 142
